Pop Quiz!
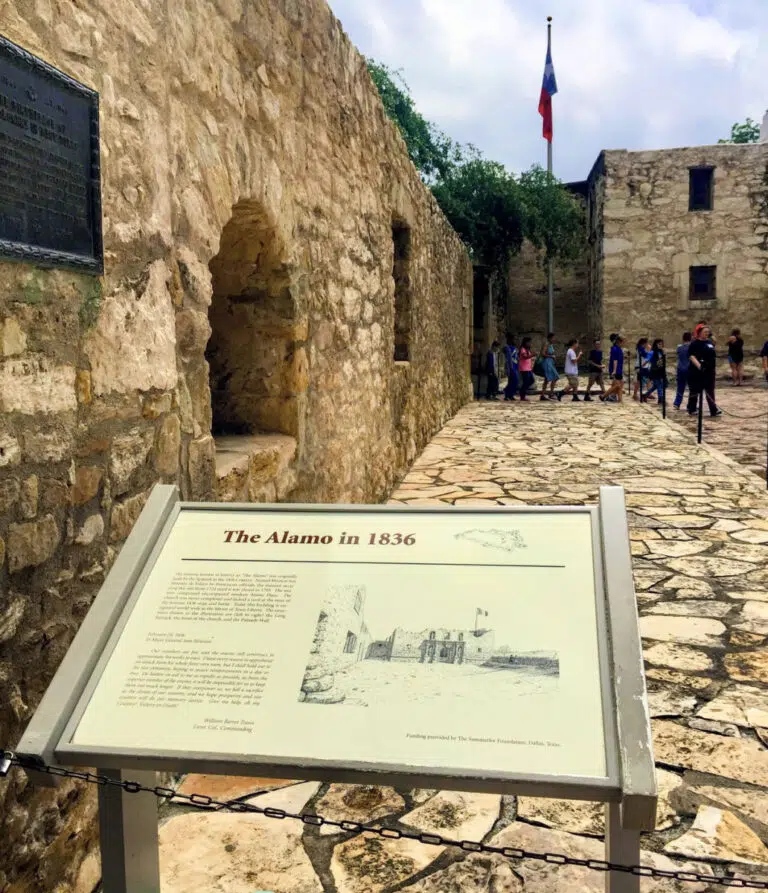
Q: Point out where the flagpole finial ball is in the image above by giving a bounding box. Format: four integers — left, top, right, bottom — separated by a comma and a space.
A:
547, 15, 552, 21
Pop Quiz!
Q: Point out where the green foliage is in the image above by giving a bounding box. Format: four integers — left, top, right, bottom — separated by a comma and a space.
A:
367, 58, 586, 273
518, 166, 586, 266
718, 118, 760, 144
366, 60, 459, 181
431, 154, 525, 268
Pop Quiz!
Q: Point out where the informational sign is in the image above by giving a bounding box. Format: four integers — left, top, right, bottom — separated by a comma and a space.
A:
0, 34, 103, 272
62, 505, 616, 787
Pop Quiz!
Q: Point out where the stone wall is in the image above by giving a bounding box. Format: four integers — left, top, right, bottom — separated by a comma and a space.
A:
300, 585, 368, 704
0, 0, 473, 888
593, 144, 768, 353
506, 240, 590, 350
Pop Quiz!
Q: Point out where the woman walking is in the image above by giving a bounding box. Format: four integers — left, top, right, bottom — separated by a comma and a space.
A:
642, 339, 667, 404
518, 337, 535, 402
539, 333, 559, 401
728, 328, 744, 386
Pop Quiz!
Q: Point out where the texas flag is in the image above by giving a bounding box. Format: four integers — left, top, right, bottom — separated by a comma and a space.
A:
538, 37, 558, 142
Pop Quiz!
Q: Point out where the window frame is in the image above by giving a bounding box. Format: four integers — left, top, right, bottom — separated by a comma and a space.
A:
689, 265, 717, 302
688, 166, 714, 212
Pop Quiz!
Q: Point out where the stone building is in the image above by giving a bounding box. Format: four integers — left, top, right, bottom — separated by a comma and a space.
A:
300, 585, 370, 704
589, 143, 768, 353
0, 0, 473, 888
503, 143, 768, 359
389, 627, 495, 664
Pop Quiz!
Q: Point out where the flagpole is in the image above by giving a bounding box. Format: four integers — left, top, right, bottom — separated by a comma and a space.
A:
546, 15, 554, 334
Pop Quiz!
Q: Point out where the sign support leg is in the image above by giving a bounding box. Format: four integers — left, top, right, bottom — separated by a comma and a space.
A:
605, 802, 640, 893
98, 769, 160, 893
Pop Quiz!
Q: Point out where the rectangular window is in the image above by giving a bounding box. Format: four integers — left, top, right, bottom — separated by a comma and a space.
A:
344, 631, 357, 654
689, 167, 714, 211
392, 220, 411, 362
353, 591, 363, 614
689, 266, 716, 301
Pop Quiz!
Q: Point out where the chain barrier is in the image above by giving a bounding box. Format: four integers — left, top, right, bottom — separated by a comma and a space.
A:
715, 406, 768, 421
3, 752, 768, 888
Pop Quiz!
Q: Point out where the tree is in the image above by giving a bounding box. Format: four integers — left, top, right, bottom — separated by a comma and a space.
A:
718, 118, 760, 144
366, 60, 459, 181
431, 155, 525, 269
518, 166, 586, 267
366, 58, 586, 274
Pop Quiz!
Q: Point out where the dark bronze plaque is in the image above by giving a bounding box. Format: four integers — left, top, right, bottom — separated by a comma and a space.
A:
0, 35, 102, 272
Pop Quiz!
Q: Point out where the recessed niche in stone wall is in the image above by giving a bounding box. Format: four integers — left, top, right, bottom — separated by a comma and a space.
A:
392, 219, 412, 362
206, 200, 307, 439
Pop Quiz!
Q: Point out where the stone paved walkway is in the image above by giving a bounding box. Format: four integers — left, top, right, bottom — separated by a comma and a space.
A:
150, 399, 768, 893
662, 383, 768, 482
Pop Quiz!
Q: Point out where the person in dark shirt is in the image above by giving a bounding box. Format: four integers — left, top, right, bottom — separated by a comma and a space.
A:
761, 339, 768, 384
686, 326, 721, 416
727, 328, 745, 387
673, 332, 692, 409
485, 341, 500, 400
600, 335, 625, 402
642, 339, 667, 404
503, 334, 519, 401
584, 339, 605, 401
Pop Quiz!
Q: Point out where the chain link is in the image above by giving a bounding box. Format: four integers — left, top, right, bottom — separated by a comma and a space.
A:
3, 751, 768, 888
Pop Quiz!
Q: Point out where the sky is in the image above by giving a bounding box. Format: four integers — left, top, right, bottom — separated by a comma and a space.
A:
327, 0, 768, 182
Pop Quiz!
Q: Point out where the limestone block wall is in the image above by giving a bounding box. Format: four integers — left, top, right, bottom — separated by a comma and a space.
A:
300, 585, 367, 703
594, 145, 768, 352
0, 0, 472, 888
506, 240, 590, 350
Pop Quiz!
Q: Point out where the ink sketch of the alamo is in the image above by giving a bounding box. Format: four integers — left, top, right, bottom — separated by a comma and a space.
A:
299, 585, 559, 707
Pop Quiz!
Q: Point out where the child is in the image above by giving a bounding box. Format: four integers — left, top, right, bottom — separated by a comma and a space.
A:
633, 338, 651, 401
601, 335, 625, 402
557, 339, 582, 401
584, 339, 605, 401
503, 334, 519, 401
518, 337, 535, 402
539, 332, 559, 401
642, 339, 667, 403
673, 332, 691, 409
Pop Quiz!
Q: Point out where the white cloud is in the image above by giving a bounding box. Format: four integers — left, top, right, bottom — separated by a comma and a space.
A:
328, 0, 768, 181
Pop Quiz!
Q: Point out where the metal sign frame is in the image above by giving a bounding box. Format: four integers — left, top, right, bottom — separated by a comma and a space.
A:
0, 33, 104, 273
17, 484, 656, 893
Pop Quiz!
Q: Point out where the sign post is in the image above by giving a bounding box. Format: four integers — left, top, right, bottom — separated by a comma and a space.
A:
17, 485, 655, 893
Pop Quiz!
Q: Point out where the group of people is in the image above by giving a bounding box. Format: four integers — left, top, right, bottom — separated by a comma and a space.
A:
479, 320, 757, 413
480, 333, 626, 403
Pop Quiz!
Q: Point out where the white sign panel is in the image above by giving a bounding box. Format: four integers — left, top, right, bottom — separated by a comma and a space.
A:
67, 507, 612, 784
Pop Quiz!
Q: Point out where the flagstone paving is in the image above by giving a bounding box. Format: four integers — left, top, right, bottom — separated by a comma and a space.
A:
157, 399, 768, 893
662, 383, 768, 482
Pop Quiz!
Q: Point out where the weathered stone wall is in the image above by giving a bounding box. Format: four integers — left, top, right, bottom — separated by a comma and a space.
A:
300, 586, 368, 703
594, 144, 768, 352
586, 154, 606, 343
506, 240, 590, 349
0, 0, 472, 887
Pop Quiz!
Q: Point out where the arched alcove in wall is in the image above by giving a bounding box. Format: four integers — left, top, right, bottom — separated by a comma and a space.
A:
206, 199, 303, 436
205, 200, 306, 501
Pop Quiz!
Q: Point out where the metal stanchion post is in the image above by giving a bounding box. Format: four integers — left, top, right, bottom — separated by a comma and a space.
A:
697, 387, 704, 444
